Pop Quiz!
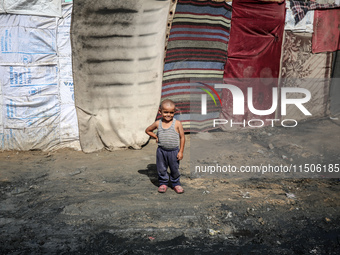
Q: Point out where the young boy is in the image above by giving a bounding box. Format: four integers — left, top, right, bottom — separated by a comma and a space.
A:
145, 99, 185, 194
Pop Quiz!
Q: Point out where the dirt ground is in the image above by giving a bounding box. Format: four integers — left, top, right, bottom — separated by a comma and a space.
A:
1, 118, 340, 254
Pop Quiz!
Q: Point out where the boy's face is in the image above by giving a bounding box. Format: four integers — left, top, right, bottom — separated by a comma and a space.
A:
159, 104, 175, 122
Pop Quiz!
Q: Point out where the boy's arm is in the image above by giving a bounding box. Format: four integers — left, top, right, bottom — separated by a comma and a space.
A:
176, 121, 185, 160
145, 120, 159, 142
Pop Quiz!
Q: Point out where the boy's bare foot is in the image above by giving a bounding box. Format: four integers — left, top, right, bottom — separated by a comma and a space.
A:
173, 185, 184, 194
158, 185, 167, 193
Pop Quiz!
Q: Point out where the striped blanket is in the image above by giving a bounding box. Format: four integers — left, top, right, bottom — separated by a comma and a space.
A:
161, 0, 232, 132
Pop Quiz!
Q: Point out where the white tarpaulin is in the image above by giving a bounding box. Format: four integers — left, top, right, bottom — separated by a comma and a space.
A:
0, 2, 80, 151
0, 14, 57, 64
56, 2, 79, 150
0, 0, 62, 18
0, 2, 5, 13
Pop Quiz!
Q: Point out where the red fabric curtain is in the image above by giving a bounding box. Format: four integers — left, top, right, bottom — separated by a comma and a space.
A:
312, 9, 340, 54
222, 0, 286, 125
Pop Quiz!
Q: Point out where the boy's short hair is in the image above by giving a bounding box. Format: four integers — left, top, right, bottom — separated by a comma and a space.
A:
160, 99, 176, 110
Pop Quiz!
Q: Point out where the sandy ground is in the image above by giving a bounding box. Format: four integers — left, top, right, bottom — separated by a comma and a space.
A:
1, 118, 340, 254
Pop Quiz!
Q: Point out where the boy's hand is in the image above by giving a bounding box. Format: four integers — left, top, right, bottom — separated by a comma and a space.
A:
175, 120, 185, 161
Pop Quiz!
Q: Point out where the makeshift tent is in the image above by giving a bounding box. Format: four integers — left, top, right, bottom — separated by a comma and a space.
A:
71, 0, 171, 153
279, 1, 338, 121
0, 1, 80, 151
0, 0, 339, 152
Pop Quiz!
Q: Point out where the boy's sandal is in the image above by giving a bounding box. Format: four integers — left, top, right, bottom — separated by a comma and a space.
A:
158, 185, 168, 193
173, 185, 184, 194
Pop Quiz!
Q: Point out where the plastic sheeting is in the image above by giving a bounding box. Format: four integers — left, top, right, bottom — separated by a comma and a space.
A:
222, 0, 286, 126
72, 0, 171, 153
0, 2, 80, 151
0, 0, 62, 17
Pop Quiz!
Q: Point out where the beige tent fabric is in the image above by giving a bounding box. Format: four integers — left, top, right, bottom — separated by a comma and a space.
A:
71, 0, 171, 153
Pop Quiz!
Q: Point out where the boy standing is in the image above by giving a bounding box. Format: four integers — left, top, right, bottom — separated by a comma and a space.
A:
145, 99, 185, 194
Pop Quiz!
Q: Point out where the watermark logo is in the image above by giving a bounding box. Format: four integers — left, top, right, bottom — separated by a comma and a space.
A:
198, 82, 222, 115
199, 83, 312, 128
212, 84, 311, 116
